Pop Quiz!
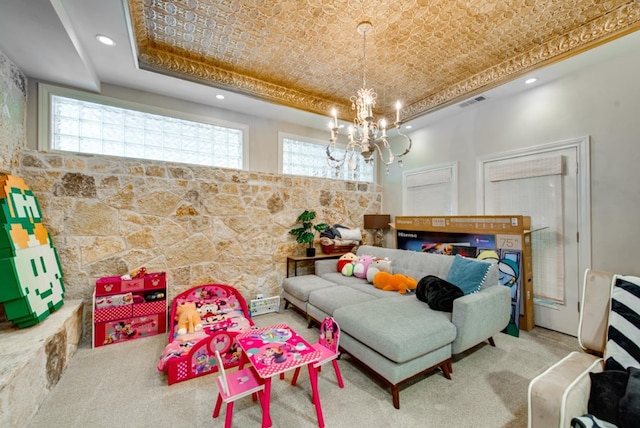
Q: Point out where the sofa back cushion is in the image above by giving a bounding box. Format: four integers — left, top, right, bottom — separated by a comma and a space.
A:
356, 245, 499, 290
356, 245, 452, 280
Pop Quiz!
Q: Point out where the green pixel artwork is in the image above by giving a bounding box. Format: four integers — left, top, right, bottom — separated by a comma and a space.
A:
0, 174, 65, 327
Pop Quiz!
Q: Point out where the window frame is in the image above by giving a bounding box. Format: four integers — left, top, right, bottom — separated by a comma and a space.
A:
402, 162, 458, 215
278, 131, 375, 183
37, 83, 250, 169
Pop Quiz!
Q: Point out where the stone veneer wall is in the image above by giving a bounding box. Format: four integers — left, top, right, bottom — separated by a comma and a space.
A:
18, 150, 382, 341
0, 49, 26, 173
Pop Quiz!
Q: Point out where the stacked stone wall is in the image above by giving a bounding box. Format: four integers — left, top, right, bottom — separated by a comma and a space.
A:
0, 50, 26, 173
18, 150, 381, 340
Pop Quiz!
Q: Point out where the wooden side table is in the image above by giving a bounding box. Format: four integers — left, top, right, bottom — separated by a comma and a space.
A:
286, 252, 346, 277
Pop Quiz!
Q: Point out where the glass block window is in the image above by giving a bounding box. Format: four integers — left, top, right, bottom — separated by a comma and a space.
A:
282, 137, 374, 182
50, 95, 244, 169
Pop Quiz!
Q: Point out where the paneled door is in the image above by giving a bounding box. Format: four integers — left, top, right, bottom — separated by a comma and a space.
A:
479, 138, 590, 336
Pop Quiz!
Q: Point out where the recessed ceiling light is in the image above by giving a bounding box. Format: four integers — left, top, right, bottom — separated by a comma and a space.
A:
405, 125, 413, 129
215, 94, 225, 100
96, 34, 116, 46
338, 124, 345, 129
525, 77, 537, 84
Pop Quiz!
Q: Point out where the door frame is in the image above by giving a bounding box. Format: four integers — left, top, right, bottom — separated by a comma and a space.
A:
476, 136, 592, 318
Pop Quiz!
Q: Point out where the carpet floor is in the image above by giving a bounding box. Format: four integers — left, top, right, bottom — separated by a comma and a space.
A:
27, 308, 579, 427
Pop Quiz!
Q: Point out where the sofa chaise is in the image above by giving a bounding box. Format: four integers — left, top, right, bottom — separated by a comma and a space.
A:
282, 245, 511, 409
528, 269, 634, 427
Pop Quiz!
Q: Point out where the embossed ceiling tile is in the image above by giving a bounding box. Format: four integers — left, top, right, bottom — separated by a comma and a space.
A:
128, 0, 640, 120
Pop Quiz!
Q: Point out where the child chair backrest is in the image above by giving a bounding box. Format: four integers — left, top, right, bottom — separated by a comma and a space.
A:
214, 350, 229, 395
319, 317, 340, 353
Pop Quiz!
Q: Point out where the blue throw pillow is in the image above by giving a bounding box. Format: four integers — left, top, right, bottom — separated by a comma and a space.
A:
445, 254, 491, 295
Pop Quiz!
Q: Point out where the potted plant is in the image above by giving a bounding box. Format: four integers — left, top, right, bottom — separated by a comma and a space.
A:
289, 209, 329, 257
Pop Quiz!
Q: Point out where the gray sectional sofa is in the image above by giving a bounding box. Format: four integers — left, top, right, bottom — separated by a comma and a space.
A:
282, 245, 511, 409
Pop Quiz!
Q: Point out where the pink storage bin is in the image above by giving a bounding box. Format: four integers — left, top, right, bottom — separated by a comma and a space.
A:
133, 300, 166, 317
144, 272, 166, 289
121, 278, 145, 292
94, 305, 134, 323
95, 276, 121, 295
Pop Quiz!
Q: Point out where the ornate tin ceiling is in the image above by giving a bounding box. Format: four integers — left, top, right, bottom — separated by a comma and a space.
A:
127, 0, 640, 122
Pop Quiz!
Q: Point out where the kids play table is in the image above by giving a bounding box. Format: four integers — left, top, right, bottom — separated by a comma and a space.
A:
236, 323, 323, 428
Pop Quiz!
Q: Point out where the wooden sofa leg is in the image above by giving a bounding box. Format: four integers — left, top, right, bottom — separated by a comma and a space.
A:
441, 359, 453, 380
391, 386, 400, 409
488, 337, 496, 347
284, 299, 290, 309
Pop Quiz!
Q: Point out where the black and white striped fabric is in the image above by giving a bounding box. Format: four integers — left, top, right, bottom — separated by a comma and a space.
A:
604, 275, 640, 371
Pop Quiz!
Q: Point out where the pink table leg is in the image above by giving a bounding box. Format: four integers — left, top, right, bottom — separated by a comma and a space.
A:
261, 377, 272, 428
307, 364, 325, 428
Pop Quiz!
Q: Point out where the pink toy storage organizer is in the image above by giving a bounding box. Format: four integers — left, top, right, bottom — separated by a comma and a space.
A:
157, 283, 254, 385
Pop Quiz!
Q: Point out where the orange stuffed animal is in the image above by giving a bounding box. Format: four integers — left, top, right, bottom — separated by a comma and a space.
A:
372, 271, 418, 294
176, 301, 203, 335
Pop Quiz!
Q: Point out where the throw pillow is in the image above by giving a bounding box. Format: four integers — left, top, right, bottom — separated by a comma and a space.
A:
587, 370, 628, 425
604, 275, 640, 370
416, 275, 463, 312
619, 367, 640, 428
445, 254, 491, 295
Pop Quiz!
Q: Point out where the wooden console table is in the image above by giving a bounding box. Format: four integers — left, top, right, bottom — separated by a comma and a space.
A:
286, 252, 346, 277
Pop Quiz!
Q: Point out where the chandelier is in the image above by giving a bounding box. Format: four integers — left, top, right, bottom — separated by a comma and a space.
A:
326, 21, 412, 176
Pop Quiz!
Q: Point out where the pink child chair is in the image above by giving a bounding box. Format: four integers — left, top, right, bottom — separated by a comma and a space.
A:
290, 317, 345, 389
212, 350, 268, 428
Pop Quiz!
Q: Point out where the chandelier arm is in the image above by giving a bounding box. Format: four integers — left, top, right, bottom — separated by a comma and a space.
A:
326, 145, 346, 167
392, 126, 413, 158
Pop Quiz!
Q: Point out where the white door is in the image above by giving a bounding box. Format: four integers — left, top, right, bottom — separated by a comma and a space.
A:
480, 138, 590, 336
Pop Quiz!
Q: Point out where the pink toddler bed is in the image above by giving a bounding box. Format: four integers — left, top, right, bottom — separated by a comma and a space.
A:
157, 284, 254, 385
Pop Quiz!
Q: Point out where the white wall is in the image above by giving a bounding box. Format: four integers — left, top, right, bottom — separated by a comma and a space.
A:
382, 43, 640, 275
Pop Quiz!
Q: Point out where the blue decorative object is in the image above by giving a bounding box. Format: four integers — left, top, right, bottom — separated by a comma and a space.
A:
445, 254, 491, 295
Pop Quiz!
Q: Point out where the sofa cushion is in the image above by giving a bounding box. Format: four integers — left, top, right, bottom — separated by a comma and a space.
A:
334, 297, 456, 363
320, 272, 399, 298
282, 275, 337, 302
445, 254, 491, 295
587, 369, 628, 425
356, 245, 454, 281
320, 272, 370, 287
604, 275, 640, 371
619, 367, 640, 428
308, 286, 378, 316
416, 275, 463, 312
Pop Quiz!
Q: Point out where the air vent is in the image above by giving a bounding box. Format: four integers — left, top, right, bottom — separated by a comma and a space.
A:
459, 95, 487, 108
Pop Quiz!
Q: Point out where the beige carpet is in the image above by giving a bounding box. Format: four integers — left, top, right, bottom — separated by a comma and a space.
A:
27, 308, 579, 428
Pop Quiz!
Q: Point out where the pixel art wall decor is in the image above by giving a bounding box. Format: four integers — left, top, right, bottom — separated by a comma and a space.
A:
0, 174, 65, 328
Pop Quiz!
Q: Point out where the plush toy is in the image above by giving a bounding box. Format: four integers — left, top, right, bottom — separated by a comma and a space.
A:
353, 255, 374, 279
337, 252, 359, 276
366, 258, 392, 283
372, 271, 418, 294
176, 302, 203, 335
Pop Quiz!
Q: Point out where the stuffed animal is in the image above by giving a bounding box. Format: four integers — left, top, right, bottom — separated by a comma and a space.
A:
353, 255, 374, 279
176, 301, 203, 335
372, 271, 418, 294
337, 252, 359, 276
366, 258, 392, 283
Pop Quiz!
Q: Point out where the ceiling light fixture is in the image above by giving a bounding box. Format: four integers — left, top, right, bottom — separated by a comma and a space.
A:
326, 21, 412, 176
95, 34, 116, 46
215, 94, 225, 100
525, 77, 537, 84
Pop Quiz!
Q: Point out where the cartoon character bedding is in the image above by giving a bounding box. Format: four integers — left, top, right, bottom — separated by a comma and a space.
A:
157, 284, 254, 385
